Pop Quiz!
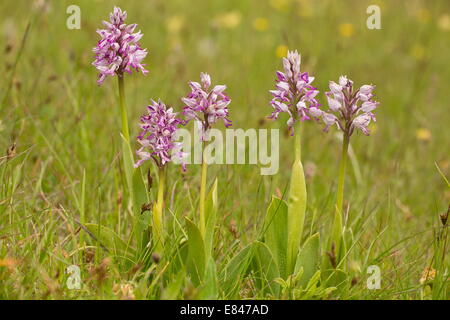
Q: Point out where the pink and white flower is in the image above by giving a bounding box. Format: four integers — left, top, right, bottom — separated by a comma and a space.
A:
135, 99, 185, 169
268, 50, 320, 134
93, 7, 148, 85
182, 72, 232, 140
314, 76, 379, 136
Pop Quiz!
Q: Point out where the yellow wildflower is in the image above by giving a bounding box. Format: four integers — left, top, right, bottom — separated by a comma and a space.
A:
438, 14, 450, 31
276, 45, 288, 58
213, 11, 242, 29
416, 128, 431, 142
339, 23, 355, 38
253, 17, 269, 31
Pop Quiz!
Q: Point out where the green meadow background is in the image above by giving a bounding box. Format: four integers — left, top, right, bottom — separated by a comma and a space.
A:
0, 0, 449, 299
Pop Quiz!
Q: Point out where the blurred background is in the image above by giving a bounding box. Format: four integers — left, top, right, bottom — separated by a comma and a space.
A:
0, 0, 449, 298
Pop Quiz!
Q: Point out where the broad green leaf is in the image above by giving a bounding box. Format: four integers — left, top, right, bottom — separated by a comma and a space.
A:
252, 241, 280, 297
186, 218, 206, 285
198, 258, 219, 299
83, 223, 135, 258
287, 159, 307, 275
204, 178, 218, 257
294, 233, 320, 287
222, 243, 254, 297
263, 196, 288, 278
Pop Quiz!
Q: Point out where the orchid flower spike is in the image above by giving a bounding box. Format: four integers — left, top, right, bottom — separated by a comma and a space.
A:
268, 50, 320, 134
181, 72, 232, 140
310, 75, 379, 136
93, 6, 148, 85
135, 99, 186, 170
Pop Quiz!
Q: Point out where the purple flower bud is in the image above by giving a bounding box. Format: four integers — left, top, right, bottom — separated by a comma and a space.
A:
339, 75, 353, 87
339, 75, 348, 86
200, 72, 211, 89
93, 7, 148, 85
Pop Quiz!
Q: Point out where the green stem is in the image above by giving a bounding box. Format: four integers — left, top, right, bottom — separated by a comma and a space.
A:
199, 144, 207, 238
331, 132, 350, 259
153, 167, 165, 253
118, 75, 130, 142
117, 75, 136, 248
294, 123, 302, 161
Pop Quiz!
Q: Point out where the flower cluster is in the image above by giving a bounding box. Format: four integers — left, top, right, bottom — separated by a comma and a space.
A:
269, 50, 320, 134
93, 7, 148, 85
182, 73, 232, 139
135, 100, 185, 169
310, 76, 379, 136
